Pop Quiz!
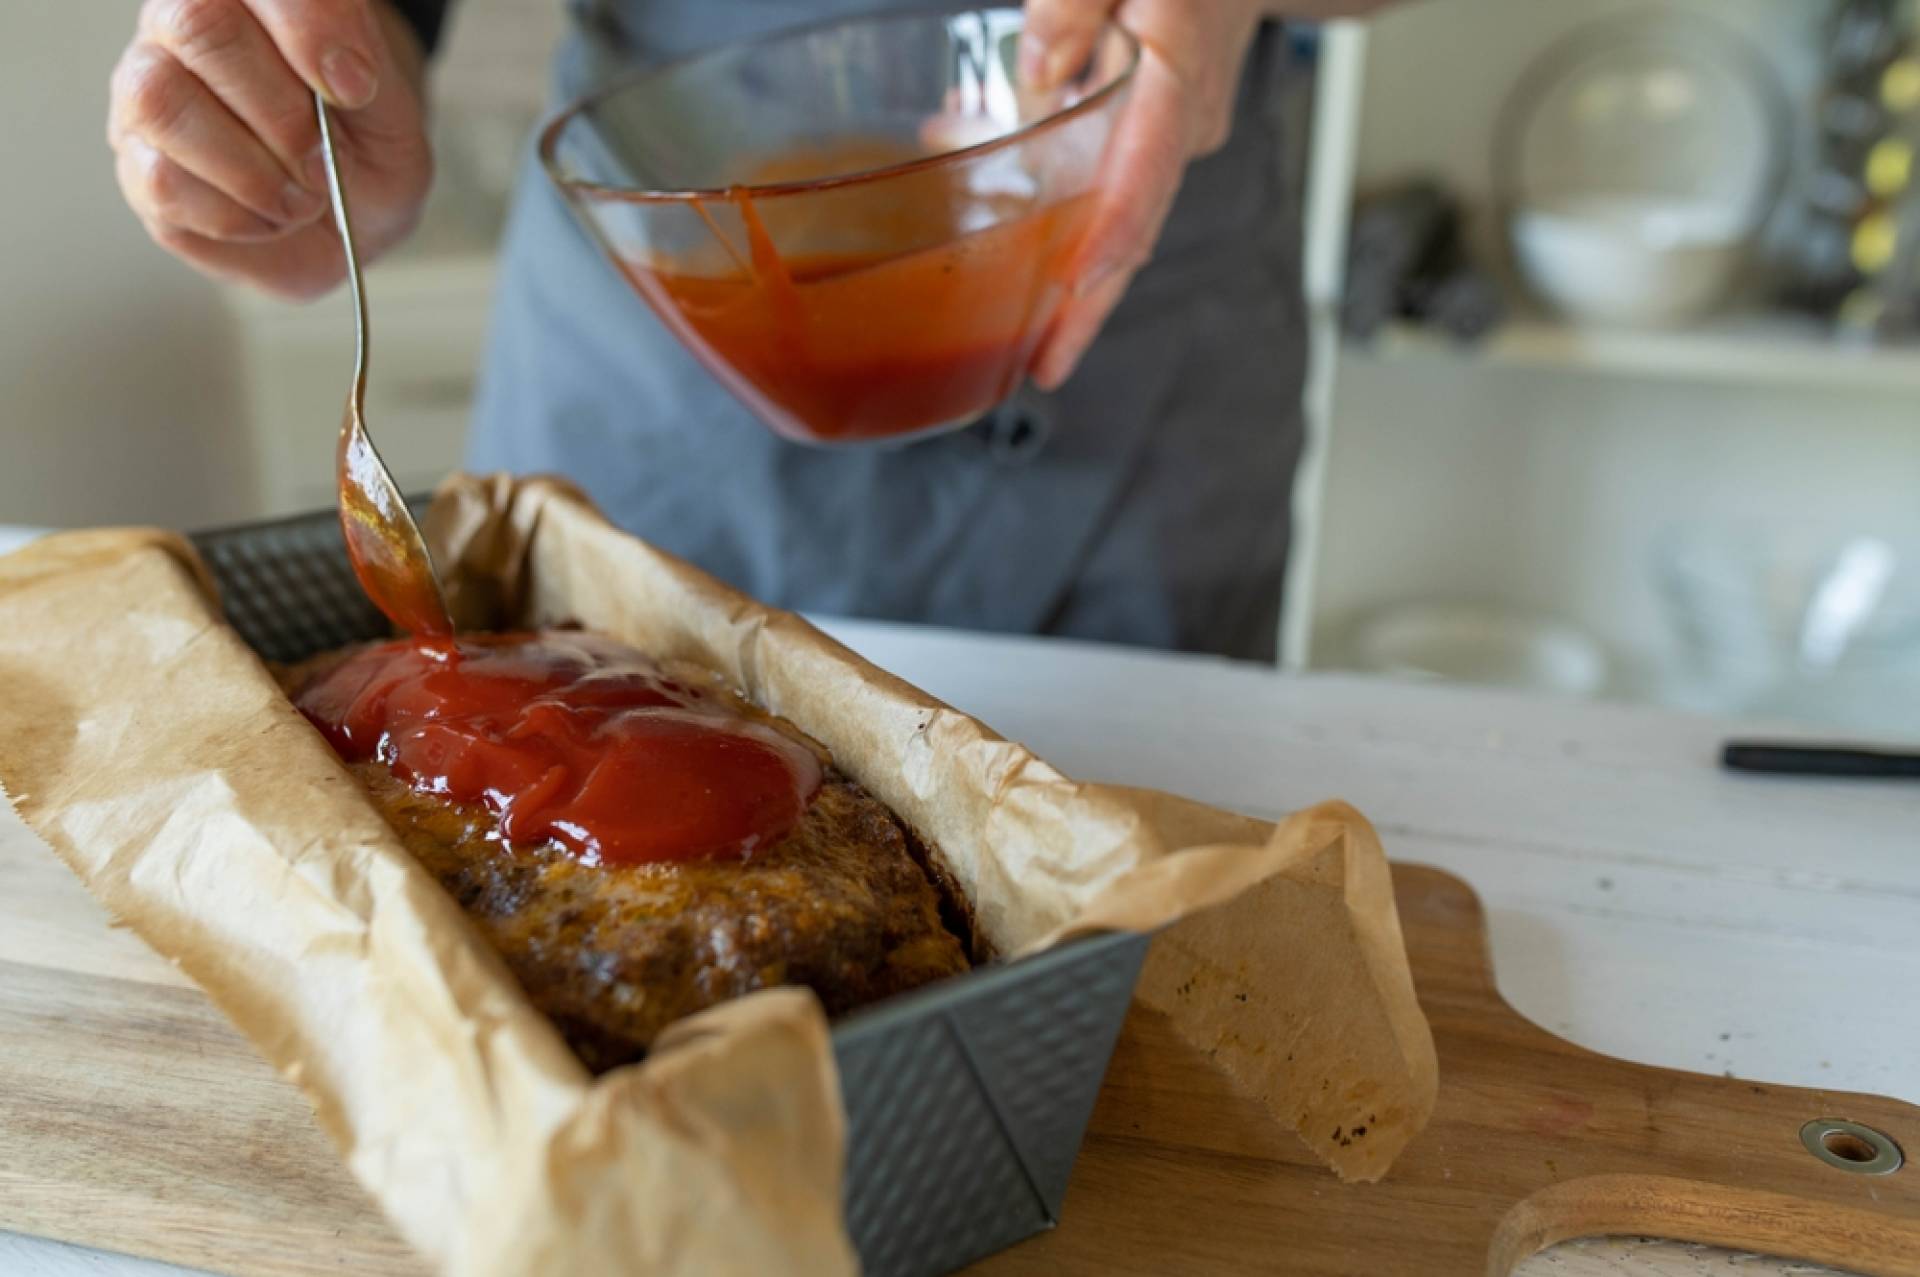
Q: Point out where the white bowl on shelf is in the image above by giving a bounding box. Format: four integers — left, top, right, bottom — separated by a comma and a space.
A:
1512, 194, 1751, 326
1351, 603, 1609, 698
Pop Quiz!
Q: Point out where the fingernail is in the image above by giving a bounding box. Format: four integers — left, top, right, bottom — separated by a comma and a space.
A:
280, 178, 325, 224
321, 46, 379, 109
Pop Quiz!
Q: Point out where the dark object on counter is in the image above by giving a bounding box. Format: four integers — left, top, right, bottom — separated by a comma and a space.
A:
189, 505, 1149, 1277
1721, 739, 1920, 779
1343, 181, 1505, 343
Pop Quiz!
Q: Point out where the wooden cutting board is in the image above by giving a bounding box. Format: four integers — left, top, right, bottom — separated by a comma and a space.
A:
1, 822, 1915, 1277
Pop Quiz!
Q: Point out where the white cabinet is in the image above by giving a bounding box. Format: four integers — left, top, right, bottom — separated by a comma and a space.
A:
1288, 1, 1920, 730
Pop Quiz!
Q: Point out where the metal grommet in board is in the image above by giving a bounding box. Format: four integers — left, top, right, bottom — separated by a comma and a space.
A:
1800, 1118, 1904, 1175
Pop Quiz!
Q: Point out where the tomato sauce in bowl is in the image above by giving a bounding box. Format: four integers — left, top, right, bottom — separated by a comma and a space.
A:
622, 187, 1093, 444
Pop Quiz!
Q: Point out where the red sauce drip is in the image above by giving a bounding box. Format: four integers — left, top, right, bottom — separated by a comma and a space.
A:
336, 427, 455, 640
295, 631, 823, 865
618, 143, 1094, 444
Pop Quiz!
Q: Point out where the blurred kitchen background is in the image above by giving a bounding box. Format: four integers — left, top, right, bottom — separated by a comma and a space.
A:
3, 0, 1918, 737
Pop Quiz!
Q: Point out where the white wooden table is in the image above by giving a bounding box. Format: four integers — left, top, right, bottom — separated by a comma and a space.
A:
2, 531, 1913, 1274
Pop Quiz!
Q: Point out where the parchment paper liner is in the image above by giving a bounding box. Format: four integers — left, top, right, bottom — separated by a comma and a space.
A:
0, 475, 1436, 1276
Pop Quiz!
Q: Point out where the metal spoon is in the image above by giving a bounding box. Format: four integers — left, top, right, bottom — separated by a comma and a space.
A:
316, 92, 454, 639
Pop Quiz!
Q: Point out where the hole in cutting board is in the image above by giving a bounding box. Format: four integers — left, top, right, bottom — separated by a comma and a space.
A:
1823, 1130, 1879, 1163
1800, 1117, 1904, 1176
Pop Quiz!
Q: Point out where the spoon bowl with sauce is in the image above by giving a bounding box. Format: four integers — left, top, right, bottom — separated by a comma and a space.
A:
539, 7, 1138, 446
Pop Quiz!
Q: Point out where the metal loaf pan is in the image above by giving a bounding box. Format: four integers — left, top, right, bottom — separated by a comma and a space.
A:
189, 507, 1148, 1277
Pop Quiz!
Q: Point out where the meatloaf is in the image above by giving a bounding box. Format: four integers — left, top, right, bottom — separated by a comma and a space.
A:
281, 636, 970, 1073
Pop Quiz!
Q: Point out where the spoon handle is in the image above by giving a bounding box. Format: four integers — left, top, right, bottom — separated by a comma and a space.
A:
315, 93, 369, 406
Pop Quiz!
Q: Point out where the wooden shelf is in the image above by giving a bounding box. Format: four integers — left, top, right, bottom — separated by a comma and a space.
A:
1349, 315, 1920, 394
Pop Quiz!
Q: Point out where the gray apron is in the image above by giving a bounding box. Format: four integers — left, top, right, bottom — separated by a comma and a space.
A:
467, 1, 1307, 661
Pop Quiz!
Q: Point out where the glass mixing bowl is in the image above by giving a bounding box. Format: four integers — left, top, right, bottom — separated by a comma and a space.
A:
540, 7, 1138, 446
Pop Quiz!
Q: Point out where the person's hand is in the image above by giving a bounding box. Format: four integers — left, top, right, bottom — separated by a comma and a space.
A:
109, 0, 433, 300
1020, 0, 1266, 390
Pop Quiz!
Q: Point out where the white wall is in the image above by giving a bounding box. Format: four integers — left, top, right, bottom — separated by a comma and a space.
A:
0, 0, 257, 529
1307, 0, 1920, 706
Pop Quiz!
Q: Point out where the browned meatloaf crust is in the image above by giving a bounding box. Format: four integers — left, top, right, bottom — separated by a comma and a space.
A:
281, 649, 970, 1073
